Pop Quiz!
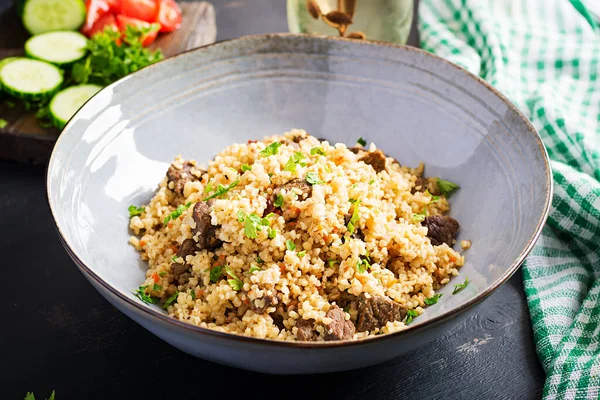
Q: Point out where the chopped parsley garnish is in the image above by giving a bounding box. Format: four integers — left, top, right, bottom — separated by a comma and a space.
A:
268, 228, 277, 239
424, 294, 442, 305
259, 141, 282, 157
159, 272, 167, 277
351, 183, 358, 188
412, 207, 427, 222
256, 256, 264, 264
241, 164, 252, 172
306, 172, 324, 185
426, 189, 440, 203
204, 179, 240, 201
274, 194, 284, 208
225, 266, 243, 291
203, 181, 213, 194
249, 265, 261, 274
297, 250, 307, 257
404, 309, 418, 324
286, 239, 296, 251
25, 391, 55, 400
328, 259, 338, 267
347, 202, 360, 234
133, 285, 156, 304
283, 151, 307, 173
189, 289, 196, 299
128, 205, 144, 218
357, 137, 367, 146
171, 255, 178, 262
324, 165, 332, 173
437, 178, 460, 198
349, 198, 358, 204
0, 118, 7, 129
164, 202, 192, 225
452, 277, 469, 295
209, 265, 223, 283
237, 210, 246, 222
163, 290, 179, 309
242, 212, 269, 239
356, 258, 370, 273
153, 283, 162, 291
310, 147, 326, 156
369, 179, 375, 185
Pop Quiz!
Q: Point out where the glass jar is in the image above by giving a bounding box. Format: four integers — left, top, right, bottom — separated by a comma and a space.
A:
287, 0, 414, 44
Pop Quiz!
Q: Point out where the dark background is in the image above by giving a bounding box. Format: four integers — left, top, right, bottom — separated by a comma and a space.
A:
0, 0, 545, 398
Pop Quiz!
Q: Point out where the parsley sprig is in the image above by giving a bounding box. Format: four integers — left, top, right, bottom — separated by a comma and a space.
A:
204, 178, 240, 201
283, 151, 307, 173
239, 211, 273, 239
437, 178, 460, 198
72, 25, 163, 86
225, 266, 243, 290
24, 391, 55, 400
164, 202, 192, 225
404, 309, 419, 324
133, 285, 156, 304
128, 204, 144, 218
259, 142, 282, 157
424, 294, 442, 305
356, 257, 370, 273
163, 290, 179, 309
452, 277, 469, 294
347, 200, 360, 234
306, 172, 324, 185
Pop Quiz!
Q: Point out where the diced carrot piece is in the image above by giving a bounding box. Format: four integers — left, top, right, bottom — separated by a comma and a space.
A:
152, 272, 160, 283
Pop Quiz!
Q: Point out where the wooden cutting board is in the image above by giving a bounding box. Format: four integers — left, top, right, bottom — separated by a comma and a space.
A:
0, 1, 217, 164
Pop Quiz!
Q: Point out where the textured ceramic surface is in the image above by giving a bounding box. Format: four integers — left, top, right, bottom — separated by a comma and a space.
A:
47, 34, 552, 374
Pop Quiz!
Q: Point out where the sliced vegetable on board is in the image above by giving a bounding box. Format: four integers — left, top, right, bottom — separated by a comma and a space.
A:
20, 0, 87, 35
49, 84, 103, 129
81, 0, 112, 34
156, 0, 182, 32
120, 0, 158, 22
86, 13, 119, 37
25, 31, 89, 66
0, 58, 63, 102
116, 14, 160, 46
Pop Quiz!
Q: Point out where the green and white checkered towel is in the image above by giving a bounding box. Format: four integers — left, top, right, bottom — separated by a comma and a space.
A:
419, 0, 600, 398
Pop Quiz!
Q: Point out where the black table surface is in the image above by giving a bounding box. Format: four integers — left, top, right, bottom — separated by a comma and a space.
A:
0, 1, 545, 399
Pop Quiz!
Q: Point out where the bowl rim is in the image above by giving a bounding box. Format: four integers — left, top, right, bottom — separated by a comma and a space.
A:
46, 33, 553, 349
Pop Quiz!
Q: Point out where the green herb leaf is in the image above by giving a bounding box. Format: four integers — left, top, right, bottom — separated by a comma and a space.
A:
310, 147, 326, 156
203, 181, 213, 194
224, 266, 239, 280
356, 258, 370, 273
349, 198, 358, 204
249, 265, 261, 273
204, 179, 240, 201
159, 271, 167, 277
297, 250, 306, 257
241, 164, 252, 172
404, 309, 418, 324
357, 137, 367, 146
274, 194, 284, 208
0, 118, 7, 129
153, 283, 162, 291
306, 172, 324, 185
171, 255, 178, 262
164, 202, 192, 225
256, 256, 264, 264
368, 179, 375, 185
24, 393, 35, 400
437, 178, 460, 198
163, 290, 179, 309
133, 285, 156, 304
452, 277, 469, 295
424, 294, 442, 305
189, 289, 196, 299
244, 217, 257, 238
425, 189, 440, 203
347, 202, 360, 234
327, 259, 338, 267
209, 266, 223, 283
268, 228, 277, 239
237, 210, 246, 222
259, 142, 282, 157
228, 279, 243, 291
412, 207, 427, 222
286, 239, 296, 251
128, 204, 144, 218
283, 151, 307, 173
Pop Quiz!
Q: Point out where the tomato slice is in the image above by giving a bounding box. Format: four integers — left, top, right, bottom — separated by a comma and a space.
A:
82, 0, 111, 35
156, 0, 182, 32
116, 14, 159, 46
120, 0, 159, 23
106, 0, 121, 12
88, 13, 119, 37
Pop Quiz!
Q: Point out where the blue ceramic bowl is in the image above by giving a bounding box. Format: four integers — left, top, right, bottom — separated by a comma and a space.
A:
47, 34, 552, 374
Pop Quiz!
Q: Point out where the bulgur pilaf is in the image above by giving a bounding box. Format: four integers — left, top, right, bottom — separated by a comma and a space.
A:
128, 130, 465, 341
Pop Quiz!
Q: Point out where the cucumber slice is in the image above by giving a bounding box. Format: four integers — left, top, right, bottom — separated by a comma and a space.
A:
0, 57, 19, 99
25, 31, 88, 66
0, 58, 63, 102
49, 84, 102, 129
21, 0, 86, 35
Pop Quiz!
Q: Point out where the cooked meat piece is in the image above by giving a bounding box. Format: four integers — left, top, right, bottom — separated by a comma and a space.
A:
348, 147, 366, 155
421, 215, 460, 246
412, 176, 441, 195
169, 238, 197, 276
263, 197, 277, 217
291, 135, 304, 143
317, 137, 327, 143
271, 313, 285, 330
247, 289, 277, 314
191, 200, 222, 250
359, 149, 387, 173
356, 294, 407, 332
166, 161, 204, 195
295, 318, 317, 341
324, 305, 355, 341
274, 179, 312, 201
